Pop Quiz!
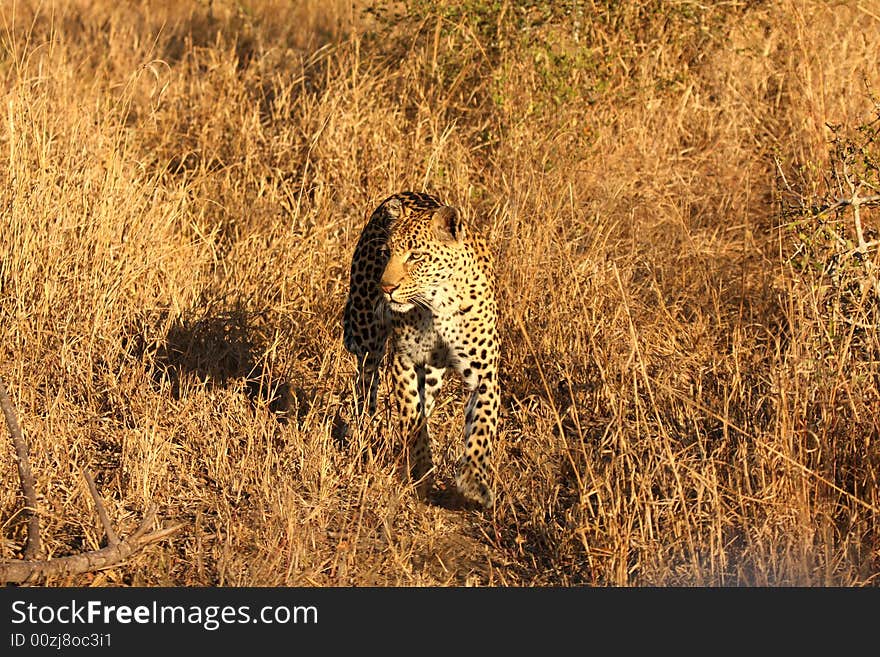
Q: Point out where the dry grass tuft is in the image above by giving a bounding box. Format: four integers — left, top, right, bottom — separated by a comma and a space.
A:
1, 0, 878, 586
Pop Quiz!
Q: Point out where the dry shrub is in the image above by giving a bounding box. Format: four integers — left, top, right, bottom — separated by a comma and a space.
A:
1, 0, 878, 585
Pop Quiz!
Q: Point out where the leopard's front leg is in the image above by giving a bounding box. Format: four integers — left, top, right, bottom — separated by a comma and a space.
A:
454, 356, 499, 508
391, 353, 433, 500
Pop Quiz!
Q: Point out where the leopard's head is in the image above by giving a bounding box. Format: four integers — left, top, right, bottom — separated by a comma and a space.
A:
379, 202, 467, 314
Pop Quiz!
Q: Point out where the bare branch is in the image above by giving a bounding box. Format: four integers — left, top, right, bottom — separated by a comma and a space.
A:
131, 504, 159, 542
0, 375, 41, 559
0, 522, 183, 584
83, 469, 120, 546
813, 194, 880, 219
0, 373, 178, 584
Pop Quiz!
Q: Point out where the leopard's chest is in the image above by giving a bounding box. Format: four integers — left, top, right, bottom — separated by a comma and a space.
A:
390, 308, 440, 363
390, 306, 476, 366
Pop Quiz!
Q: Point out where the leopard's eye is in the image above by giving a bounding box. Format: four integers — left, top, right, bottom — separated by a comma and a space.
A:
408, 252, 425, 264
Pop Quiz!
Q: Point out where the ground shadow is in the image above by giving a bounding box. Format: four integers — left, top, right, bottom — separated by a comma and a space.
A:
135, 307, 297, 423
427, 484, 486, 512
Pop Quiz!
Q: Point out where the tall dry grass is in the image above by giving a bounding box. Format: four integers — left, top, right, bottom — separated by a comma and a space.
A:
1, 0, 878, 585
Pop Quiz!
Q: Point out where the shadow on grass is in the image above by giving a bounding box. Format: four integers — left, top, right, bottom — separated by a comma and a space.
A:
134, 307, 299, 424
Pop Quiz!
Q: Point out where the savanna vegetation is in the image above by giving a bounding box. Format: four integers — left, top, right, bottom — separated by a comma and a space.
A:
1, 0, 879, 585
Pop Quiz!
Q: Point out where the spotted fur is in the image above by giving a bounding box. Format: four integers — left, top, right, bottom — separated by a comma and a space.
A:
343, 191, 499, 507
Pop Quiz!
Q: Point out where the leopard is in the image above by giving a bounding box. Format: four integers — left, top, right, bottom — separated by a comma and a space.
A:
343, 191, 500, 508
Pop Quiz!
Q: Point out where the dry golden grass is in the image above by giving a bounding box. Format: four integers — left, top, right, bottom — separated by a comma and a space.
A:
1, 0, 879, 586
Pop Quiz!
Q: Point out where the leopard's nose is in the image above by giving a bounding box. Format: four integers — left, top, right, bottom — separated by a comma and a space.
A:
380, 281, 398, 295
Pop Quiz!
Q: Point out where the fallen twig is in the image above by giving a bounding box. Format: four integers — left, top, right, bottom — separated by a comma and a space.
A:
0, 375, 41, 559
0, 507, 184, 584
0, 374, 181, 584
83, 469, 121, 546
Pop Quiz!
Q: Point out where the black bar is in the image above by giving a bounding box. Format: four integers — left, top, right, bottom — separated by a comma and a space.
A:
0, 586, 876, 652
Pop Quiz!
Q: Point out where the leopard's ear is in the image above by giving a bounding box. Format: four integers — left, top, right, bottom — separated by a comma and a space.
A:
432, 205, 465, 244
384, 197, 403, 217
